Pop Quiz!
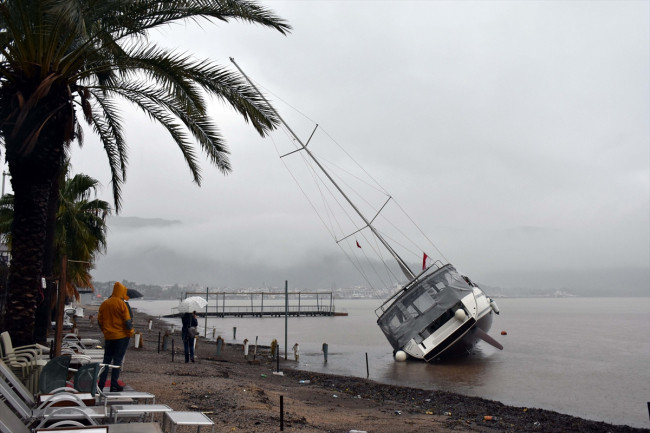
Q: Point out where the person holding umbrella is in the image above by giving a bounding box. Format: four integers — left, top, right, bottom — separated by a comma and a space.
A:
97, 282, 134, 391
181, 311, 198, 363
178, 296, 207, 363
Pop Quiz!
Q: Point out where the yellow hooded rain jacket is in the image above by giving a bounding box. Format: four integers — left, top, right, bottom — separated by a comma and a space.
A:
98, 282, 135, 340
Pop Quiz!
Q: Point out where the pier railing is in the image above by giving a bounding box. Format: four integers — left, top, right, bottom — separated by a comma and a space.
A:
163, 290, 344, 318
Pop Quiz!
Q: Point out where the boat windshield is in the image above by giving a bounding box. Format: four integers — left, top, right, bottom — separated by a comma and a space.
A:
377, 264, 472, 350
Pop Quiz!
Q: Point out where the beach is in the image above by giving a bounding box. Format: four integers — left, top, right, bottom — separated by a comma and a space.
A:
75, 305, 648, 433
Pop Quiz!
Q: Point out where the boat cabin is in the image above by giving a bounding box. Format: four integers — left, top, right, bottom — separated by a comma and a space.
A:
376, 264, 473, 351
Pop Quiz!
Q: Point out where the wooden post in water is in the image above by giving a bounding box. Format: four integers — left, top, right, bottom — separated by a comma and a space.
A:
366, 352, 369, 378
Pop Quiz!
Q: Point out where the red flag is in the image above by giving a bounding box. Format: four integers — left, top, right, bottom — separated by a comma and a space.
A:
356, 241, 361, 248
422, 252, 428, 270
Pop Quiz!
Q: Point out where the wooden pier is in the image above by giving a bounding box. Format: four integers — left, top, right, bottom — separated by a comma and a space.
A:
162, 290, 347, 318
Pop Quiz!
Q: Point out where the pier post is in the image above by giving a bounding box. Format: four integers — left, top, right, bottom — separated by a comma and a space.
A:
330, 293, 333, 315
204, 287, 209, 337
162, 332, 169, 351
216, 336, 223, 356
366, 352, 369, 378
284, 280, 288, 360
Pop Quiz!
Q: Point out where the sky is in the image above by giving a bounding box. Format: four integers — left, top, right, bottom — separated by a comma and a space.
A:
30, 1, 649, 293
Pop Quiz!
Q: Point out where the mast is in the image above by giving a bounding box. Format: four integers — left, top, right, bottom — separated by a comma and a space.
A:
230, 58, 416, 281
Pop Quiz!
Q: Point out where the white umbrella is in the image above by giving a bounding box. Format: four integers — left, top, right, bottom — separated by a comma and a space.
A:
177, 296, 208, 313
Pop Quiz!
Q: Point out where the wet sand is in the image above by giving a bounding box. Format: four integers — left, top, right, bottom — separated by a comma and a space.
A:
73, 306, 648, 433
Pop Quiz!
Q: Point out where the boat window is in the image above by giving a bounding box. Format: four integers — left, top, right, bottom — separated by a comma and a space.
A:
387, 314, 402, 330
406, 304, 419, 317
411, 291, 436, 313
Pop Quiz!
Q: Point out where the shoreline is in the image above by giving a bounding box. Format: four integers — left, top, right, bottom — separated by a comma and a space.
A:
73, 305, 648, 433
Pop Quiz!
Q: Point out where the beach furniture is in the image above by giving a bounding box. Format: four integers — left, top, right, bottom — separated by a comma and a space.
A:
100, 389, 156, 405
35, 427, 109, 433
3, 357, 164, 429
39, 355, 72, 394
63, 333, 101, 349
59, 341, 105, 363
2, 399, 163, 433
0, 379, 106, 428
0, 331, 49, 393
162, 411, 215, 433
2, 359, 94, 410
35, 425, 163, 433
0, 359, 35, 403
75, 362, 157, 405
0, 399, 103, 433
109, 403, 172, 423
0, 331, 50, 359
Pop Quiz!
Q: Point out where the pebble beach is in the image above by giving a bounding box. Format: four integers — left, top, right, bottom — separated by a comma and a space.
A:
73, 304, 648, 433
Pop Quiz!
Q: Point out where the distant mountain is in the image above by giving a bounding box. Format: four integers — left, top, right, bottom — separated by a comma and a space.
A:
92, 217, 649, 296
107, 216, 181, 228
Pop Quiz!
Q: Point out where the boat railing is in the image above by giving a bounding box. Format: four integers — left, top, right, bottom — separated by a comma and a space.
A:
374, 260, 447, 318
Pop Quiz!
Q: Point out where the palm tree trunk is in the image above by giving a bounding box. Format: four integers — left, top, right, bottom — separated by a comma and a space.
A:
5, 169, 51, 346
34, 170, 62, 345
1, 79, 70, 347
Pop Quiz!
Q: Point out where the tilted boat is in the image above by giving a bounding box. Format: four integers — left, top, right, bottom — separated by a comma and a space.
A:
375, 262, 502, 361
232, 59, 502, 362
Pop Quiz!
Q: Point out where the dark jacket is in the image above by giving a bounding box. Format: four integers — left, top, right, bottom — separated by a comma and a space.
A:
181, 313, 198, 341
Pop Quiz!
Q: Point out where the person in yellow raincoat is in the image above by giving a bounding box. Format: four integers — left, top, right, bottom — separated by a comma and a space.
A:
97, 282, 134, 391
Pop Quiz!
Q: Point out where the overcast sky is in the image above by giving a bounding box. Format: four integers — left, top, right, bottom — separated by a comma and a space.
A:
40, 1, 649, 292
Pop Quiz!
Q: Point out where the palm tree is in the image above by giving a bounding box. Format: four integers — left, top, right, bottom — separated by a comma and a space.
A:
0, 161, 111, 323
54, 161, 111, 298
0, 0, 291, 345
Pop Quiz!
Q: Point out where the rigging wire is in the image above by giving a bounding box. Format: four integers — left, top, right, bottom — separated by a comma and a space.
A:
257, 77, 446, 293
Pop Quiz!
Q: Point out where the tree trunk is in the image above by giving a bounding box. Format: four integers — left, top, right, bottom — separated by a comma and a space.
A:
34, 170, 62, 345
1, 79, 70, 347
4, 169, 51, 347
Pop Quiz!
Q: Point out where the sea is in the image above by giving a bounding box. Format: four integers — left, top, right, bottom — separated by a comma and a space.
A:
128, 297, 650, 429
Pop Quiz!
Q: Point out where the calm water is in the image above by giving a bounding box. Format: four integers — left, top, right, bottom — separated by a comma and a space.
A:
129, 297, 650, 428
